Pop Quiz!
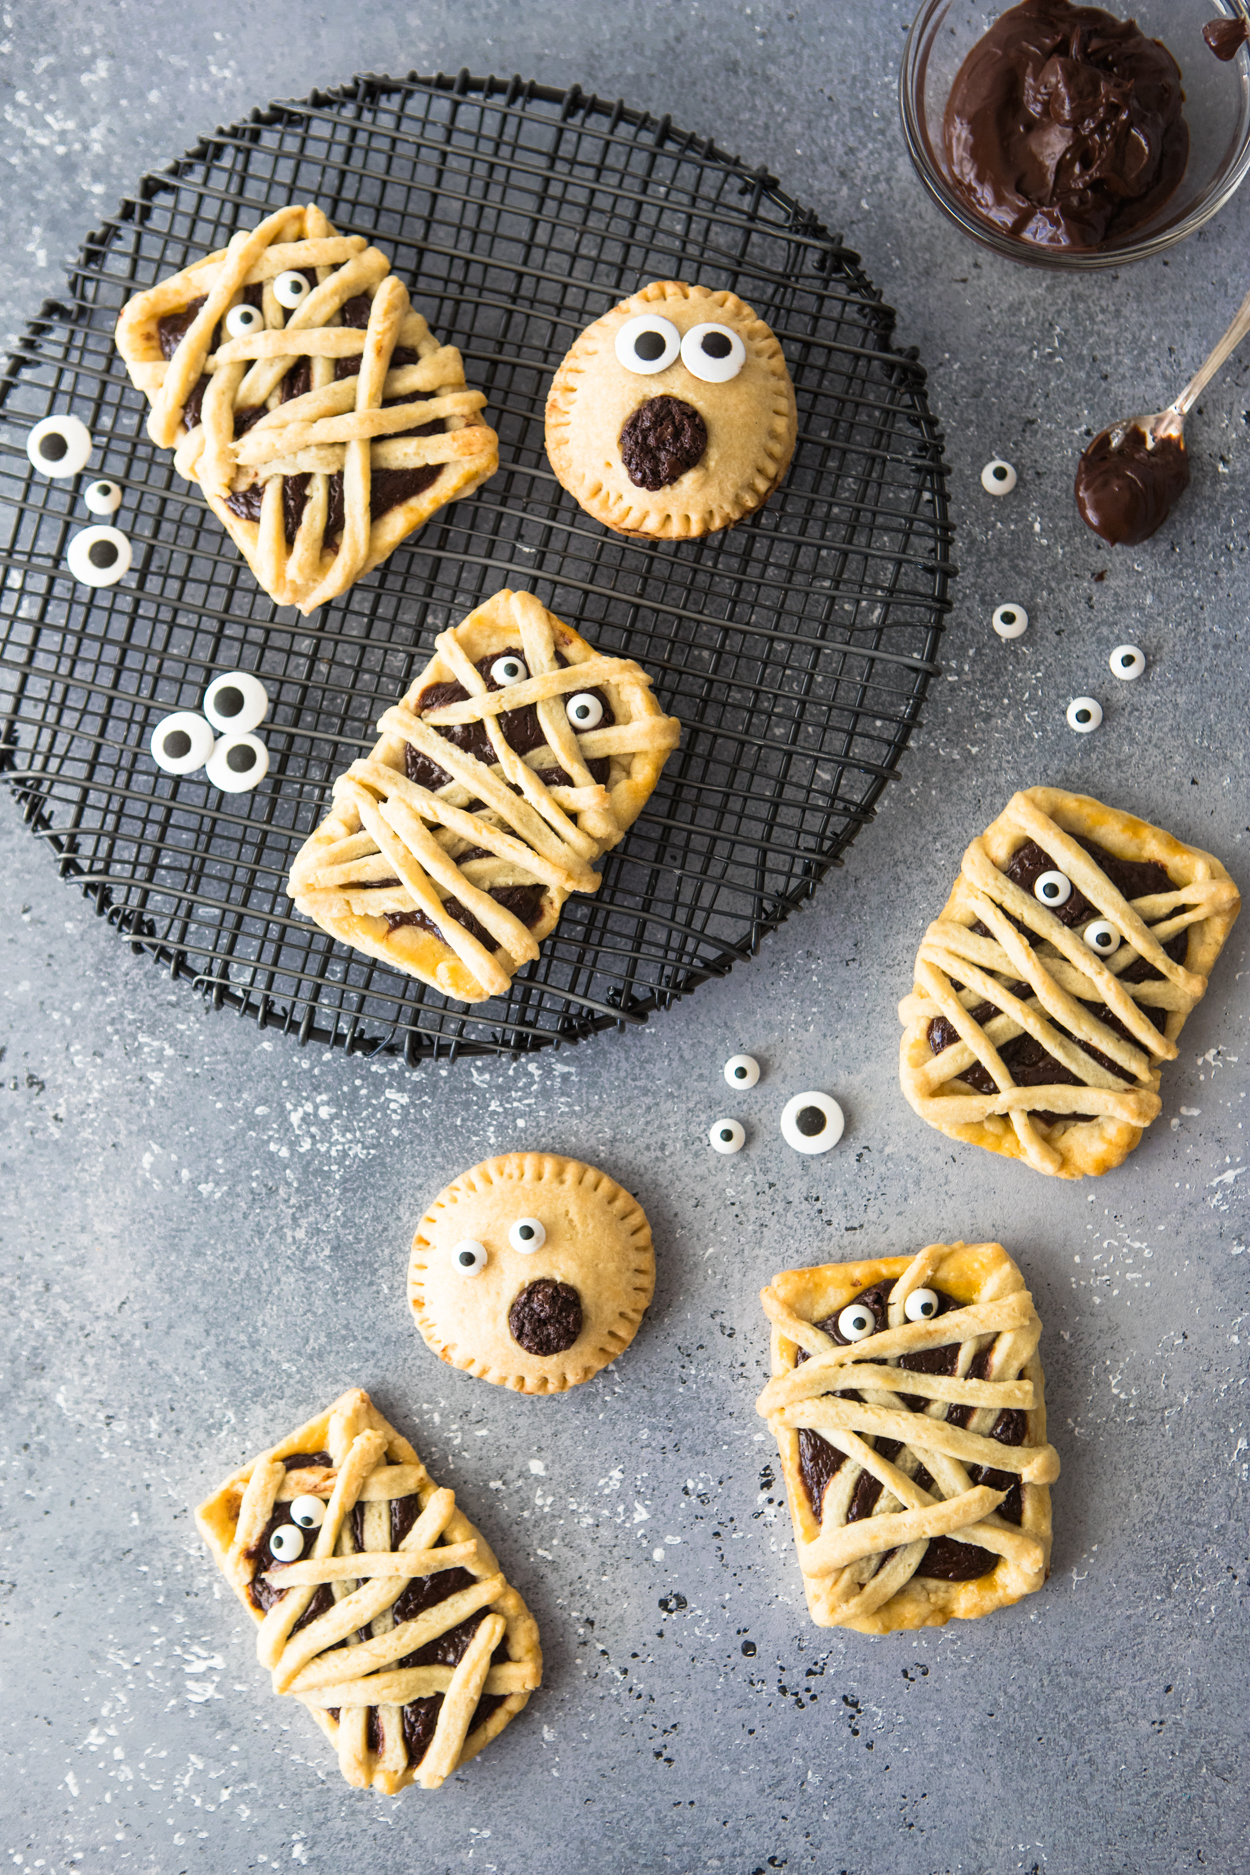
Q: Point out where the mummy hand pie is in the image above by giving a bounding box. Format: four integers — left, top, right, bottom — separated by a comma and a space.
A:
409, 1153, 655, 1393
899, 787, 1240, 1179
756, 1241, 1059, 1635
545, 280, 797, 538
195, 1388, 541, 1792
288, 588, 680, 1003
115, 202, 498, 613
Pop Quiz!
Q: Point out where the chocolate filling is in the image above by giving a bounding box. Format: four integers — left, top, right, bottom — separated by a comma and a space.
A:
508, 1277, 583, 1356
385, 882, 547, 948
1204, 16, 1249, 59
1075, 425, 1190, 546
619, 394, 707, 489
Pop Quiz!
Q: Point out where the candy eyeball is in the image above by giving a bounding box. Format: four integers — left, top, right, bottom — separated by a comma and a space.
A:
837, 1301, 876, 1342
27, 413, 93, 478
1033, 868, 1073, 909
780, 1091, 844, 1155
151, 711, 215, 776
450, 1239, 488, 1276
680, 321, 747, 383
268, 1524, 304, 1562
224, 302, 264, 339
1066, 696, 1102, 733
904, 1287, 940, 1323
490, 654, 528, 687
203, 669, 269, 735
1109, 643, 1145, 681
723, 1053, 760, 1089
615, 312, 681, 375
981, 458, 1017, 495
992, 603, 1028, 640
509, 1218, 546, 1253
83, 478, 123, 516
205, 732, 269, 794
289, 1494, 327, 1530
709, 1118, 745, 1154
566, 692, 604, 730
1083, 918, 1121, 957
273, 269, 311, 309
67, 524, 132, 588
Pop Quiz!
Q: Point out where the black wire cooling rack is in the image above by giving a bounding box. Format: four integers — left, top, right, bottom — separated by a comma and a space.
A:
0, 71, 953, 1063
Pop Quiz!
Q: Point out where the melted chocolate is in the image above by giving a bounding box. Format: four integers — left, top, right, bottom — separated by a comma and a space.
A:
1074, 424, 1190, 545
384, 882, 546, 949
1204, 16, 1249, 58
619, 395, 708, 489
508, 1277, 583, 1356
944, 0, 1189, 250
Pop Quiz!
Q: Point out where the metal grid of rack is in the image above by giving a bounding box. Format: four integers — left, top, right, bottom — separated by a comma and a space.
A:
0, 71, 953, 1062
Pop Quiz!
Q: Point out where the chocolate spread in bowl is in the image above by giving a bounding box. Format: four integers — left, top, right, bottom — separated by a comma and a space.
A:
1074, 423, 1190, 544
1204, 16, 1249, 59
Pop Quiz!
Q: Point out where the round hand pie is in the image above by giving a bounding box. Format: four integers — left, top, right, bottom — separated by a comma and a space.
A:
544, 280, 797, 538
408, 1153, 655, 1393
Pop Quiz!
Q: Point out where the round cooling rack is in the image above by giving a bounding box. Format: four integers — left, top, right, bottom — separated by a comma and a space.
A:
0, 72, 953, 1063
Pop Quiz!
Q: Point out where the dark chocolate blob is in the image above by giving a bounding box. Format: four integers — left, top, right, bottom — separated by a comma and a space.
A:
1204, 16, 1249, 58
1075, 424, 1190, 545
619, 394, 707, 489
508, 1277, 583, 1356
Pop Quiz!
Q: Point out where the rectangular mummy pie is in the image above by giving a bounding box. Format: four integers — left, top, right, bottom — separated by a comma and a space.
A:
288, 587, 681, 1002
115, 202, 498, 613
756, 1241, 1059, 1635
196, 1387, 541, 1792
899, 787, 1240, 1179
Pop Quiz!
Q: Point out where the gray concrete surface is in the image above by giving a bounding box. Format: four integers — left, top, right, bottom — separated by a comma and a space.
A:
3, 3, 1249, 1871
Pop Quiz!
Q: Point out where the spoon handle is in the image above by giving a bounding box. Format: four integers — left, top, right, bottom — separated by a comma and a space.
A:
1172, 281, 1250, 417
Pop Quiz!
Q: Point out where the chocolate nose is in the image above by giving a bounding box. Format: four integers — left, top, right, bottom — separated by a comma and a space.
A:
619, 394, 707, 490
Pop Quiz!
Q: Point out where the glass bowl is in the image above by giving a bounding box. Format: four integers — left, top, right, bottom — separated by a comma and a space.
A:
901, 0, 1250, 268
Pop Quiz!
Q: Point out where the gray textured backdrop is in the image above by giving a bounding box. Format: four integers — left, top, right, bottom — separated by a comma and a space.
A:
2, 3, 1248, 1872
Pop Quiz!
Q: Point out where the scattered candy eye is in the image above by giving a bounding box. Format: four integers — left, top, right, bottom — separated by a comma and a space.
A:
1083, 918, 1121, 957
780, 1091, 844, 1155
83, 478, 123, 516
992, 603, 1028, 640
269, 1524, 305, 1562
837, 1302, 876, 1342
205, 731, 269, 794
66, 524, 132, 588
490, 654, 528, 687
614, 312, 681, 375
450, 1239, 488, 1275
289, 1494, 327, 1530
203, 669, 269, 734
1066, 696, 1103, 733
273, 270, 311, 309
904, 1287, 940, 1323
709, 1118, 745, 1154
680, 321, 747, 383
566, 691, 604, 730
1109, 643, 1145, 681
224, 302, 264, 339
150, 711, 215, 776
509, 1218, 546, 1253
1033, 868, 1073, 909
27, 413, 93, 478
981, 458, 1017, 495
723, 1053, 760, 1089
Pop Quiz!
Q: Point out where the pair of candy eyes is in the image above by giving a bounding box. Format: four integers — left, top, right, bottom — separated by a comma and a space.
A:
614, 314, 747, 383
838, 1289, 940, 1340
1032, 869, 1122, 955
268, 1492, 328, 1560
222, 271, 311, 336
489, 656, 604, 729
451, 1218, 546, 1275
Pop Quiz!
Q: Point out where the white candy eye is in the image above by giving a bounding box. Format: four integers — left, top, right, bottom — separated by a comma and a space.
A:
709, 1118, 745, 1154
981, 458, 1017, 495
27, 413, 93, 478
269, 1524, 304, 1562
204, 669, 269, 734
490, 654, 528, 687
680, 321, 747, 383
780, 1091, 844, 1155
84, 478, 123, 516
992, 603, 1028, 640
837, 1302, 876, 1342
67, 525, 131, 588
566, 692, 604, 730
151, 711, 215, 776
904, 1287, 940, 1323
1033, 869, 1072, 908
273, 269, 311, 309
615, 312, 681, 375
1083, 919, 1121, 957
224, 302, 264, 339
205, 732, 269, 793
1066, 696, 1102, 733
1109, 643, 1145, 681
450, 1239, 487, 1276
509, 1218, 546, 1253
724, 1053, 760, 1089
289, 1494, 327, 1530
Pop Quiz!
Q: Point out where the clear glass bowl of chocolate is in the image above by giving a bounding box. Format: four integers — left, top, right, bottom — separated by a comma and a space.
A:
901, 0, 1250, 268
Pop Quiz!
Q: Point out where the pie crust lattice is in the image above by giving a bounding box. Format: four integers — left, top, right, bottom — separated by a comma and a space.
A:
196, 1388, 541, 1792
115, 202, 498, 613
